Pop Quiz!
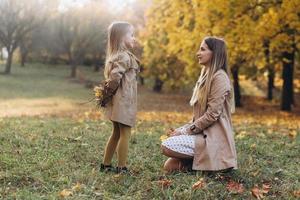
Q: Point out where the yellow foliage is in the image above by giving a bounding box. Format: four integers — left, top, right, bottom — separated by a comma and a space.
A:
141, 0, 300, 89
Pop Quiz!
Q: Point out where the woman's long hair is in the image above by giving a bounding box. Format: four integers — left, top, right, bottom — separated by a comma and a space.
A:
190, 36, 235, 113
104, 21, 132, 79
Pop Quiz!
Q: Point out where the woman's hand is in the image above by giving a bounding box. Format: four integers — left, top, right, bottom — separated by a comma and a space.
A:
166, 128, 183, 137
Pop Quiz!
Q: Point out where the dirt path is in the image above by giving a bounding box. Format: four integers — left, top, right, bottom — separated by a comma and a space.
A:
0, 98, 91, 118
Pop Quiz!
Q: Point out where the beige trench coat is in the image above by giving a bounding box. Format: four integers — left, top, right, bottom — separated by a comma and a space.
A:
104, 50, 140, 127
186, 70, 237, 171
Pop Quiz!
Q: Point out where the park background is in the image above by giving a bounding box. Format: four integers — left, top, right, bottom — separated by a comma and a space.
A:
0, 0, 299, 199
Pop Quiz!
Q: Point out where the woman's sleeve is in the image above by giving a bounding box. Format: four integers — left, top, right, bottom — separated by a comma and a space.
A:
187, 72, 231, 134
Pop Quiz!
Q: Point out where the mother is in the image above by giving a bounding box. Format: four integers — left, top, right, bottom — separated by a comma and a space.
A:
161, 36, 237, 172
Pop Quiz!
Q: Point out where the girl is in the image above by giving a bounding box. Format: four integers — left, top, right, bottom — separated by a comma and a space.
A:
100, 21, 140, 173
161, 37, 237, 173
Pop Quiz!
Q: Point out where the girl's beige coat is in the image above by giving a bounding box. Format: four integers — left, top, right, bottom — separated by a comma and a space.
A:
105, 50, 139, 127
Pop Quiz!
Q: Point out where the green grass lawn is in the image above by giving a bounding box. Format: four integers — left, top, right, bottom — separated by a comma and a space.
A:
0, 63, 102, 100
0, 117, 299, 199
0, 63, 299, 199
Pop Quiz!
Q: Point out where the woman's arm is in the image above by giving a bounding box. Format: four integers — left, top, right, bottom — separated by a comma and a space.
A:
187, 71, 231, 135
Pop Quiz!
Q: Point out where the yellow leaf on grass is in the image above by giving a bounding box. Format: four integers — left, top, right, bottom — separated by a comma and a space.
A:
251, 143, 256, 149
160, 135, 169, 141
289, 130, 297, 139
59, 189, 73, 198
72, 182, 82, 192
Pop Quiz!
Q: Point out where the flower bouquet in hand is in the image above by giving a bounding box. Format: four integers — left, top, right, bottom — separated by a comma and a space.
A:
93, 80, 119, 108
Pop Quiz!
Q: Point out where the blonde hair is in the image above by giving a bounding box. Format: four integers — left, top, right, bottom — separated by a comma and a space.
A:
104, 21, 133, 79
190, 36, 235, 113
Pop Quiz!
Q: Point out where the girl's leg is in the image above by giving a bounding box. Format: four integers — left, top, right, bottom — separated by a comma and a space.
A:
116, 123, 131, 167
103, 121, 120, 165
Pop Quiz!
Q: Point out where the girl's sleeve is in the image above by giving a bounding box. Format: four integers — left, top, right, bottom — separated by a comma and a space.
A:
187, 72, 231, 134
105, 54, 128, 93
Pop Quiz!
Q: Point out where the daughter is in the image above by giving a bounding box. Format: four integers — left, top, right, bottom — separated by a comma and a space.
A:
100, 21, 140, 173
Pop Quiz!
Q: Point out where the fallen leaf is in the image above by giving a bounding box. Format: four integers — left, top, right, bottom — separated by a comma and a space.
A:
94, 191, 103, 197
262, 183, 271, 194
157, 179, 172, 188
226, 180, 244, 194
160, 135, 169, 141
252, 185, 266, 199
72, 182, 82, 192
289, 130, 297, 139
192, 178, 205, 190
74, 136, 82, 141
59, 189, 73, 198
293, 189, 300, 197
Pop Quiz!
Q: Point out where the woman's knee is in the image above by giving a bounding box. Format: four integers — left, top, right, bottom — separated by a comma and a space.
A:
163, 158, 193, 173
163, 158, 181, 172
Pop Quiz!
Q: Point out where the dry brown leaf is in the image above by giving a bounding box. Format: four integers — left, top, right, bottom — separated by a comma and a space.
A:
226, 180, 244, 194
157, 179, 172, 188
252, 185, 267, 199
293, 189, 300, 197
262, 183, 271, 194
192, 178, 206, 190
59, 189, 73, 198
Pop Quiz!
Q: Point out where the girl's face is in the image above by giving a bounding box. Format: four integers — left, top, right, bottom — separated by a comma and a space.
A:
123, 26, 135, 49
196, 41, 213, 66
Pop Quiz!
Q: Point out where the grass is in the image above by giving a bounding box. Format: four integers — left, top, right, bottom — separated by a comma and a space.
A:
0, 117, 299, 199
0, 63, 102, 117
0, 63, 300, 199
0, 63, 101, 100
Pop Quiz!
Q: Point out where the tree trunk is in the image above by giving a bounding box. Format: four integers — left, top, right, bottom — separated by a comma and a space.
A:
71, 61, 77, 78
139, 65, 144, 85
93, 54, 101, 72
231, 66, 242, 107
267, 67, 275, 100
264, 40, 274, 101
280, 49, 295, 111
4, 51, 13, 74
68, 52, 77, 78
153, 77, 163, 92
0, 50, 3, 61
21, 52, 27, 67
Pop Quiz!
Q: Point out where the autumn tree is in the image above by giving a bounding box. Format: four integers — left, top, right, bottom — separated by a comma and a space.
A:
142, 0, 300, 111
0, 0, 46, 74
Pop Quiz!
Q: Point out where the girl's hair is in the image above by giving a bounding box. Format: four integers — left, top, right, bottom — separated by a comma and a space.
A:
104, 21, 133, 79
190, 36, 235, 113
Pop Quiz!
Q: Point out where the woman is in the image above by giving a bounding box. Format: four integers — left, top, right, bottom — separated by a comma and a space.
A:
161, 36, 237, 172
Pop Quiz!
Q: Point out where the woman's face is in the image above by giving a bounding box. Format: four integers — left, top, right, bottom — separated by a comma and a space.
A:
123, 26, 135, 49
196, 40, 213, 66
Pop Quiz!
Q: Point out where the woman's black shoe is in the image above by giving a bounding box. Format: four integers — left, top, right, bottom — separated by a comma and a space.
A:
100, 163, 114, 172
